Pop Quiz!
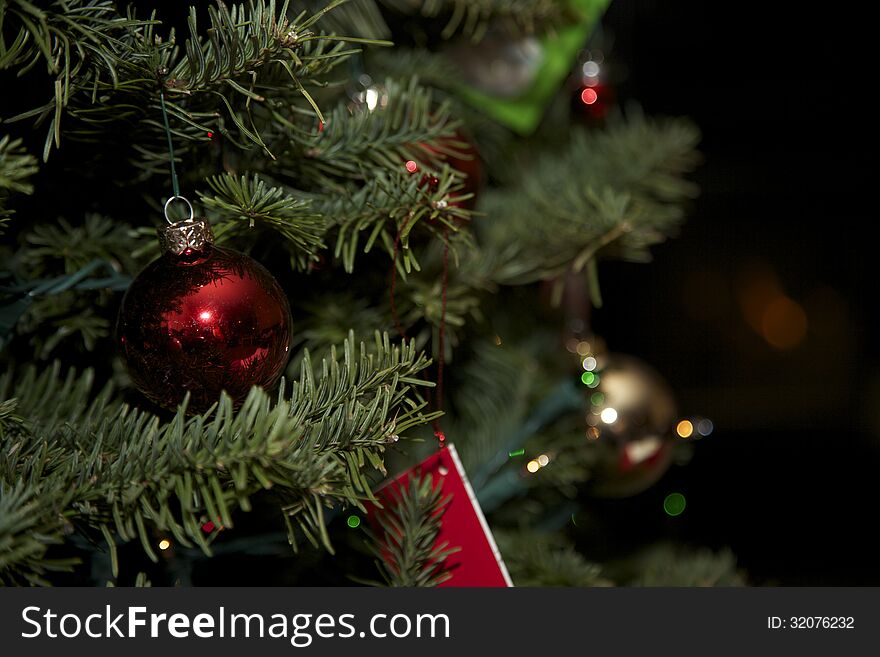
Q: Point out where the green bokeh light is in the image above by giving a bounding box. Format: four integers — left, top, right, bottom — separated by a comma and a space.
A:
663, 493, 687, 517
590, 392, 605, 406
508, 448, 525, 458
581, 371, 596, 386
346, 515, 361, 528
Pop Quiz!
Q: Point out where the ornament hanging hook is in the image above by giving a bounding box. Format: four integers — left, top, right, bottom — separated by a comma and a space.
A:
164, 195, 194, 225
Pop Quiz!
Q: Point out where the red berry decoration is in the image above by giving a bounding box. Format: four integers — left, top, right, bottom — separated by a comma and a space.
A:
407, 132, 482, 213
118, 201, 292, 414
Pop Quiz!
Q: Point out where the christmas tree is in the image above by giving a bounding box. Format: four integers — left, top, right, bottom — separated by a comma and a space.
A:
0, 0, 735, 586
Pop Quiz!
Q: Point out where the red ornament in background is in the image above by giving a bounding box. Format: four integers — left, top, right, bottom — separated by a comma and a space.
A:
410, 132, 482, 212
118, 207, 291, 414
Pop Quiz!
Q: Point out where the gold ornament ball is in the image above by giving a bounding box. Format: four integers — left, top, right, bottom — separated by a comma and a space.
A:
583, 353, 677, 498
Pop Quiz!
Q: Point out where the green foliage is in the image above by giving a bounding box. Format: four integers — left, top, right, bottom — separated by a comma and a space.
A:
200, 173, 327, 268
494, 529, 603, 586
287, 294, 391, 371
448, 339, 539, 474
283, 77, 461, 186
0, 477, 80, 586
301, 0, 390, 40
381, 0, 577, 41
1, 1, 380, 163
619, 544, 745, 587
0, 333, 436, 583
3, 215, 141, 358
364, 473, 459, 587
0, 0, 152, 160
0, 135, 38, 231
330, 170, 471, 274
18, 214, 143, 277
481, 113, 701, 286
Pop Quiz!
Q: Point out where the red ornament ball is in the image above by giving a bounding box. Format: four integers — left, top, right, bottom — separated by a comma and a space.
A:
118, 244, 292, 414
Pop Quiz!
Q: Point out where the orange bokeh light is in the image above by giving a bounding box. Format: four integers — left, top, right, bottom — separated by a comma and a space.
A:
761, 296, 807, 349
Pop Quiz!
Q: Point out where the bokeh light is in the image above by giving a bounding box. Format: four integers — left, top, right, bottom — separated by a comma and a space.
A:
347, 515, 361, 528
364, 87, 379, 111
676, 419, 694, 438
761, 296, 808, 349
696, 418, 714, 436
158, 539, 171, 551
663, 493, 687, 516
600, 407, 618, 424
526, 460, 540, 473
582, 60, 600, 77
581, 371, 596, 386
580, 88, 598, 105
537, 454, 550, 467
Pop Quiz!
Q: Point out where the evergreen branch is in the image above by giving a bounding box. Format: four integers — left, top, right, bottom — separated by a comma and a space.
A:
281, 77, 462, 187
365, 473, 459, 587
2, 1, 378, 161
620, 544, 745, 587
481, 114, 701, 285
299, 0, 390, 39
366, 48, 462, 91
287, 295, 391, 374
0, 0, 155, 159
312, 165, 472, 273
199, 172, 327, 269
0, 332, 436, 579
494, 529, 603, 587
447, 339, 541, 474
288, 332, 436, 456
17, 214, 145, 277
0, 478, 80, 586
380, 0, 578, 40
0, 134, 39, 231
95, 0, 376, 158
2, 217, 141, 356
0, 134, 38, 195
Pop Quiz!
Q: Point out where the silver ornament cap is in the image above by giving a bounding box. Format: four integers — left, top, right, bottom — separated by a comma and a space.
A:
159, 195, 215, 255
158, 217, 215, 255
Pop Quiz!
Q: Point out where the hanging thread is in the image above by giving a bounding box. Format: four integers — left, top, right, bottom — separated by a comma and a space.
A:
433, 226, 450, 446
389, 213, 416, 340
159, 90, 181, 200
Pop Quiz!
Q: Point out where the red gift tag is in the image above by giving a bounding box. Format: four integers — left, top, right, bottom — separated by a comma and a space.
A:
369, 444, 512, 587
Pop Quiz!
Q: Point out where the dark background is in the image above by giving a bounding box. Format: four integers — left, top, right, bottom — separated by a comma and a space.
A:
588, 1, 877, 583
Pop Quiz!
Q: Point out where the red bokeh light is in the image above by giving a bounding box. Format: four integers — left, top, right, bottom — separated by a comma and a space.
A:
581, 88, 599, 105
